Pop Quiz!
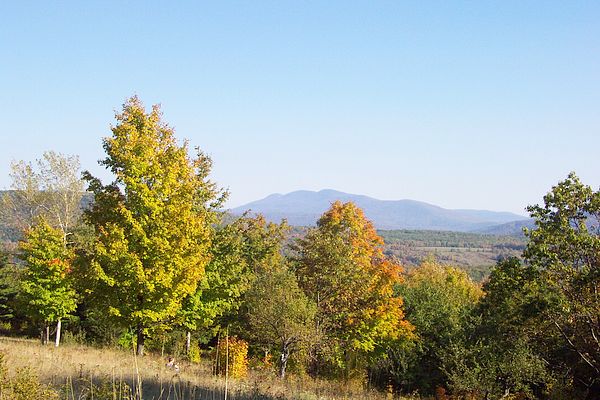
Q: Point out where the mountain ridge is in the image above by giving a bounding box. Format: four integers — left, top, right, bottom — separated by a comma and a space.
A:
231, 189, 529, 234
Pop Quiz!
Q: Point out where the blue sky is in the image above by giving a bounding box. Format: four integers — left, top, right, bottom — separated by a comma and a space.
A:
1, 1, 598, 215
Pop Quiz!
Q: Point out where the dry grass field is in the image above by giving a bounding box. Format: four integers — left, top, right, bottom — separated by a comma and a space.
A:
0, 336, 395, 400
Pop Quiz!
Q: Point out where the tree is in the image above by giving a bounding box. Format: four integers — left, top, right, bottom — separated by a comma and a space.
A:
0, 151, 84, 244
388, 259, 482, 394
444, 257, 553, 399
246, 265, 316, 378
176, 215, 287, 354
295, 201, 413, 376
0, 248, 19, 322
82, 96, 224, 355
18, 219, 77, 346
524, 172, 600, 396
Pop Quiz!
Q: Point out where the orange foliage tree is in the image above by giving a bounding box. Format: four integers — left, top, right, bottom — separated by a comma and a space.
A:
295, 201, 413, 375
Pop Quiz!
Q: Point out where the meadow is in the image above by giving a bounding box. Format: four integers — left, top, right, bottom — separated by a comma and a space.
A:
0, 337, 393, 400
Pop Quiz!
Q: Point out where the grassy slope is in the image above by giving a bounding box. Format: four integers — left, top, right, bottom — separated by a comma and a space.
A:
0, 337, 391, 400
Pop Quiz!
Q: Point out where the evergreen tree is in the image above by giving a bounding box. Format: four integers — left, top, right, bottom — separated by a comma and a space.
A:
0, 249, 18, 322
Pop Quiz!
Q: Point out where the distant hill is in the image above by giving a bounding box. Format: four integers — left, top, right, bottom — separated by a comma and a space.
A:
474, 219, 536, 236
231, 189, 529, 233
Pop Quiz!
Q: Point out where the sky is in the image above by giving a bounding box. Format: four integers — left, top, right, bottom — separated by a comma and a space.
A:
1, 1, 598, 216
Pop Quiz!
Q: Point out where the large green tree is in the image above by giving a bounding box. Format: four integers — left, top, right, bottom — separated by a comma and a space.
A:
19, 219, 77, 346
445, 257, 553, 399
246, 265, 316, 378
176, 215, 287, 354
387, 259, 482, 394
295, 201, 413, 376
82, 96, 224, 355
524, 172, 600, 396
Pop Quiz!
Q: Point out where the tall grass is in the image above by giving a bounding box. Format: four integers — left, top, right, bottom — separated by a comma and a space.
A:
0, 337, 394, 400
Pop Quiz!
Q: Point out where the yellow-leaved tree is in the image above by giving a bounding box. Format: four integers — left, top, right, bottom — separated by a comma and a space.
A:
82, 96, 225, 355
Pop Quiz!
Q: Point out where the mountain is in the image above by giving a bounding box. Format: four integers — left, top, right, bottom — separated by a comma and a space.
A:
474, 219, 536, 236
231, 189, 529, 233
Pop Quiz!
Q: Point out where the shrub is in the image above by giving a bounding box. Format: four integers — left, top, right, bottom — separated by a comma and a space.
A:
188, 340, 201, 363
0, 353, 59, 399
62, 329, 87, 345
215, 336, 248, 378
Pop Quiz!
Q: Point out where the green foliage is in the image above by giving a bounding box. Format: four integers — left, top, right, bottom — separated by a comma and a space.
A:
177, 215, 284, 334
82, 96, 224, 354
0, 249, 19, 321
18, 219, 77, 328
445, 257, 554, 399
246, 265, 317, 378
382, 259, 482, 394
524, 172, 600, 394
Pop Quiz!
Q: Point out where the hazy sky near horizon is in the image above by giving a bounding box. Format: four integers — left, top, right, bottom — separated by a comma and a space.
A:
1, 1, 598, 216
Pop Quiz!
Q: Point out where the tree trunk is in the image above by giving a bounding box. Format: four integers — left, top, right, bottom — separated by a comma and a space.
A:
186, 331, 191, 355
136, 324, 145, 356
55, 319, 62, 347
42, 323, 50, 345
279, 343, 291, 379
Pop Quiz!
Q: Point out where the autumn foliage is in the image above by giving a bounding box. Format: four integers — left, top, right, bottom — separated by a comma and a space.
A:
215, 336, 249, 379
5, 97, 599, 399
296, 201, 413, 374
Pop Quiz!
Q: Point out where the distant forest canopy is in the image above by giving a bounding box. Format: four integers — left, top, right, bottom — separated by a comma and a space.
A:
1, 97, 599, 400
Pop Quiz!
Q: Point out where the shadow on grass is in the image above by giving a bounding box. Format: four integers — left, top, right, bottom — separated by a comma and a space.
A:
62, 374, 292, 400
140, 377, 286, 400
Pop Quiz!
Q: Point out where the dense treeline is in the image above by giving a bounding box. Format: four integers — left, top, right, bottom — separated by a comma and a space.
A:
0, 97, 598, 399
380, 229, 525, 248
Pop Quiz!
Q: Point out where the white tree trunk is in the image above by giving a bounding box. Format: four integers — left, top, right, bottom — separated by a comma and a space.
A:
55, 319, 61, 347
186, 331, 191, 354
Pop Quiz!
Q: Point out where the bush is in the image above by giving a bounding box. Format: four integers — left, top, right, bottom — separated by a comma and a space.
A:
62, 329, 87, 345
188, 340, 201, 363
215, 336, 248, 378
117, 330, 135, 350
0, 353, 59, 399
